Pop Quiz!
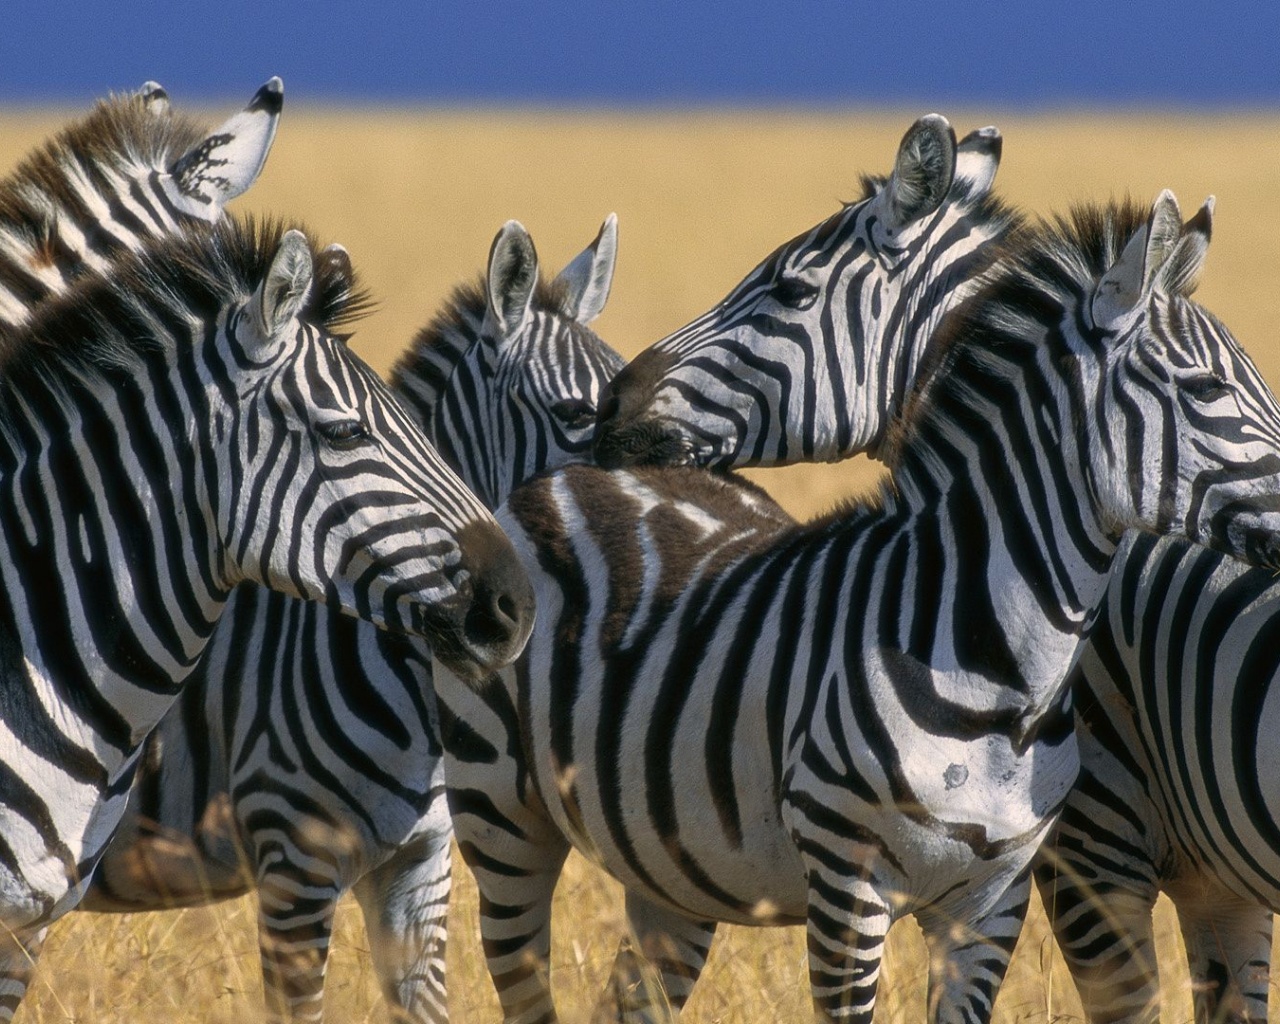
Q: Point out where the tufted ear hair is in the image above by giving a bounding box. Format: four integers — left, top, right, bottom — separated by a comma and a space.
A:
159, 76, 283, 222
318, 242, 354, 292
1159, 196, 1214, 297
1092, 190, 1184, 329
954, 126, 1002, 197
554, 213, 617, 324
248, 229, 313, 342
881, 114, 958, 229
138, 80, 170, 116
485, 220, 539, 343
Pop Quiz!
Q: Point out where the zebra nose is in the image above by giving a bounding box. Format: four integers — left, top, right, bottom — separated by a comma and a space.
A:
451, 520, 536, 675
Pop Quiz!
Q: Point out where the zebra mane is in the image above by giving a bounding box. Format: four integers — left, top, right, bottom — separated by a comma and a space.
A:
0, 91, 208, 232
0, 215, 372, 384
881, 197, 1157, 467
389, 273, 573, 398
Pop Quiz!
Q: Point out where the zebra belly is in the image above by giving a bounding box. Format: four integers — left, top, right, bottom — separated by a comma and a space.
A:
521, 669, 811, 924
545, 753, 811, 926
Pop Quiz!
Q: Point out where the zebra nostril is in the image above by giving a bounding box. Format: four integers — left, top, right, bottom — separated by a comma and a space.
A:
451, 520, 535, 669
463, 576, 527, 650
497, 592, 519, 625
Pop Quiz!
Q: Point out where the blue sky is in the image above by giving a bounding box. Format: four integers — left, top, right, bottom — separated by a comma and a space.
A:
3, 1, 1277, 107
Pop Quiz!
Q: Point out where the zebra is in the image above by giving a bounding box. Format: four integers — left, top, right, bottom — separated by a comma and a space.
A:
0, 77, 281, 328
1034, 531, 1280, 1023
435, 191, 1280, 1024
593, 113, 1018, 470
591, 113, 1280, 1018
77, 216, 626, 1023
0, 215, 535, 1020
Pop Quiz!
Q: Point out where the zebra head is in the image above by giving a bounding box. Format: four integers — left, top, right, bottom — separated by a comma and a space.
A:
0, 77, 282, 328
593, 114, 1018, 470
391, 216, 627, 508
1076, 192, 1280, 568
899, 191, 1280, 575
213, 226, 536, 678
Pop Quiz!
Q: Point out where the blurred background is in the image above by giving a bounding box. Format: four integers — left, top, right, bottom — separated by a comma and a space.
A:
3, 3, 1279, 1020
7, 0, 1276, 511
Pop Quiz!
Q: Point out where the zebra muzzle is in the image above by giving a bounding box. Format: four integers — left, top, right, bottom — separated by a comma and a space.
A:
416, 519, 536, 680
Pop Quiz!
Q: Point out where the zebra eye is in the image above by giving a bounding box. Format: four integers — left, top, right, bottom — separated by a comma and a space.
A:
550, 398, 597, 430
1181, 373, 1232, 402
318, 419, 371, 450
772, 275, 819, 308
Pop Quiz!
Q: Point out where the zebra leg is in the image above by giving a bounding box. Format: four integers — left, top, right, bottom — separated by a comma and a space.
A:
0, 927, 44, 1022
1034, 845, 1161, 1024
1174, 890, 1270, 1024
802, 861, 892, 1024
351, 830, 452, 1024
594, 890, 717, 1022
456, 811, 571, 1024
917, 868, 1031, 1024
256, 859, 341, 1024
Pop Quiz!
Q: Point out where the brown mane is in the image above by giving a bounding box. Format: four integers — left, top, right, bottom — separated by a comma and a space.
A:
0, 91, 208, 229
0, 215, 372, 386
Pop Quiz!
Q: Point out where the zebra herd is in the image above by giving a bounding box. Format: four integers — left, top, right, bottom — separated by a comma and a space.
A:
0, 80, 1276, 1024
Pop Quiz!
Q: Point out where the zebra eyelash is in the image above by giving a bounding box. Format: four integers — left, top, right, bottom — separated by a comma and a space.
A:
1180, 373, 1231, 402
771, 275, 820, 308
317, 418, 372, 450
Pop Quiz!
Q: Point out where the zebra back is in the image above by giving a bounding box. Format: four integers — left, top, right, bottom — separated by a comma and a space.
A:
593, 114, 1018, 469
0, 78, 281, 329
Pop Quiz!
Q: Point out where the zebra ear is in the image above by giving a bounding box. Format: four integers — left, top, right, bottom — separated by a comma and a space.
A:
318, 243, 354, 291
486, 220, 539, 342
138, 81, 170, 116
159, 76, 283, 222
554, 213, 617, 324
954, 126, 1002, 196
882, 114, 957, 228
250, 229, 314, 341
1092, 190, 1184, 328
1159, 196, 1214, 297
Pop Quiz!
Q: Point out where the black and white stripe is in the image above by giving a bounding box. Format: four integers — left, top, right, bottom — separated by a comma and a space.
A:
0, 78, 281, 329
81, 218, 625, 1023
597, 112, 1280, 1020
0, 216, 532, 1020
593, 114, 1017, 470
1036, 530, 1280, 1023
438, 193, 1280, 1024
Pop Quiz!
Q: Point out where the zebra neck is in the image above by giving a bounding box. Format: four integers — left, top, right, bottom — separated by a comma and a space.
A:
0, 360, 229, 747
830, 252, 994, 462
878, 408, 1118, 730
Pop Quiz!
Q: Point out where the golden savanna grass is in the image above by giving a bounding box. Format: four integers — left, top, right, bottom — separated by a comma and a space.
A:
1, 106, 1278, 1022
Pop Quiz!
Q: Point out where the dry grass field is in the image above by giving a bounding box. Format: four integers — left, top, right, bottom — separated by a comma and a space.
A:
1, 104, 1278, 1021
